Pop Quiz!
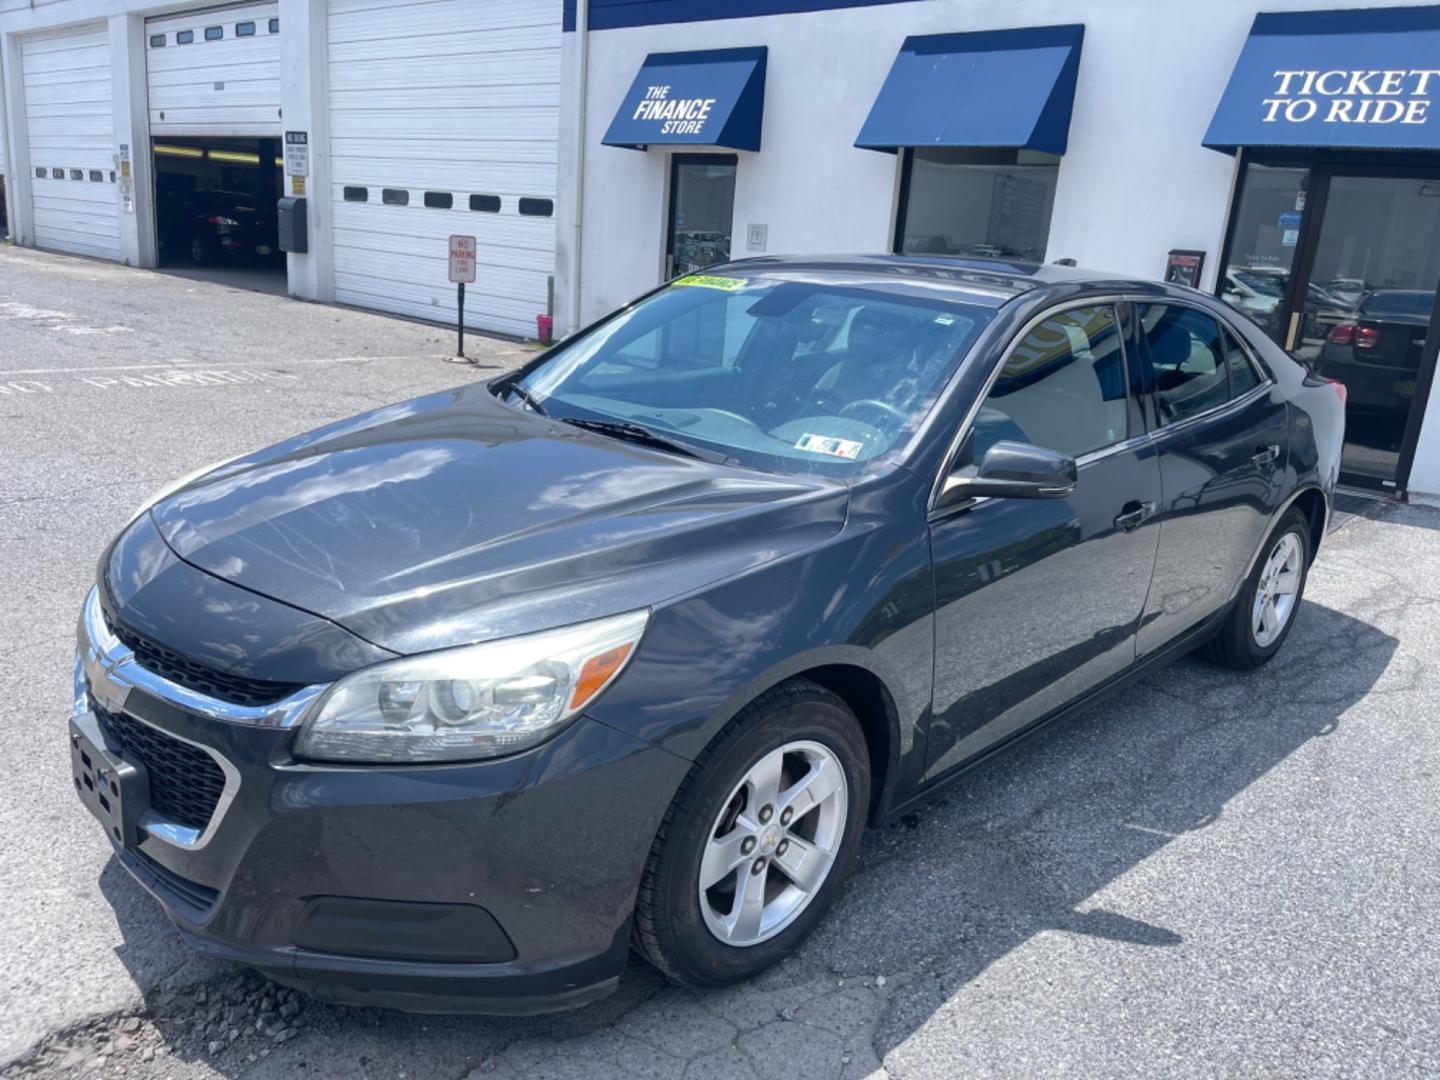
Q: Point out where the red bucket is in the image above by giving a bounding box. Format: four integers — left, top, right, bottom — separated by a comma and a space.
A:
536, 314, 554, 344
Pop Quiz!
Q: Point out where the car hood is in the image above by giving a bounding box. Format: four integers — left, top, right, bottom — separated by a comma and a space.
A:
149, 384, 848, 655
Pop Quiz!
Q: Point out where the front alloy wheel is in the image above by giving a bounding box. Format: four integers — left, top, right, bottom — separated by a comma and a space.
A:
633, 680, 870, 987
699, 740, 848, 946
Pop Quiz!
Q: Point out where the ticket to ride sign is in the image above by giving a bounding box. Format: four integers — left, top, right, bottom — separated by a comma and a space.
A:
448, 235, 477, 284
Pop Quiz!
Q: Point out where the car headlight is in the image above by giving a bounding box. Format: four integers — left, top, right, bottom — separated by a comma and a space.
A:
293, 610, 649, 764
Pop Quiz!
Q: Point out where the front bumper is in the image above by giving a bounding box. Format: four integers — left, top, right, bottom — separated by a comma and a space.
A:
72, 587, 689, 1013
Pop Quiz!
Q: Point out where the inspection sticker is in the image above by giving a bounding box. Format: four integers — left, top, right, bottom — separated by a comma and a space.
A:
673, 274, 747, 291
795, 433, 864, 459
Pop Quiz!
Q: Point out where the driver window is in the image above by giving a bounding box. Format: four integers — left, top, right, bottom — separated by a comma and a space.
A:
972, 305, 1129, 461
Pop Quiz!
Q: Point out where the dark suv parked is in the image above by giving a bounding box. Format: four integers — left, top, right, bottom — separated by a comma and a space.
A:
70, 258, 1343, 1013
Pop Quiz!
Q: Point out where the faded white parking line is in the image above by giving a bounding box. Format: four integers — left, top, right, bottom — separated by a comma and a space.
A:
82, 370, 300, 389
1, 355, 425, 377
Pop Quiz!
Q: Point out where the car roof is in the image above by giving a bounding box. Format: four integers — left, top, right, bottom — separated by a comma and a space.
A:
716, 254, 1189, 310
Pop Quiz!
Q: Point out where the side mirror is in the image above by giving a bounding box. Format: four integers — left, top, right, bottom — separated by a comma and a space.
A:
938, 440, 1077, 506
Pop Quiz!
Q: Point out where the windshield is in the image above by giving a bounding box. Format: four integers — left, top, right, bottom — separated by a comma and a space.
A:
508, 272, 992, 476
1232, 270, 1284, 297
1362, 290, 1435, 318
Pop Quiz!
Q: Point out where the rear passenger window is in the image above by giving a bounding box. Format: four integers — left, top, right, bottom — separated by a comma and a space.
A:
973, 305, 1129, 460
1223, 327, 1262, 396
1141, 305, 1229, 423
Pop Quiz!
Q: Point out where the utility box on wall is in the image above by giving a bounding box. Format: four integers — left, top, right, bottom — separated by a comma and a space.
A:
278, 197, 308, 254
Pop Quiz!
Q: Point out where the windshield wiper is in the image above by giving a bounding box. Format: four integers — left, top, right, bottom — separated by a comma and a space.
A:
501, 381, 548, 416
561, 418, 727, 463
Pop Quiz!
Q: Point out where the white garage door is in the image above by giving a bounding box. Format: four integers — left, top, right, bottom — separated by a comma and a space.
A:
146, 3, 281, 137
328, 0, 561, 338
22, 25, 121, 261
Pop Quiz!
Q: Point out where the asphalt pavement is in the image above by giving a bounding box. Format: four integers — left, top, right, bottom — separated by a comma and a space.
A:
2, 245, 1438, 1079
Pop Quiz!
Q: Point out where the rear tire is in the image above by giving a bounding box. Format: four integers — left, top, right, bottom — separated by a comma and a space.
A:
1202, 508, 1311, 670
632, 679, 870, 988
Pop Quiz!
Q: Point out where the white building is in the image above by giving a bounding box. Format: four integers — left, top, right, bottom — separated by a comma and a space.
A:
0, 0, 561, 338
557, 0, 1440, 499
5, 0, 1440, 499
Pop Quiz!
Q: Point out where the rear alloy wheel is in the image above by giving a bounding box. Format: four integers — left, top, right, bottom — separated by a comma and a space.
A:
633, 680, 869, 987
1203, 508, 1311, 669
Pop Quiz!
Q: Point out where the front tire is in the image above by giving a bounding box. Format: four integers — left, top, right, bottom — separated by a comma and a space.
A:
632, 679, 870, 987
1203, 508, 1311, 670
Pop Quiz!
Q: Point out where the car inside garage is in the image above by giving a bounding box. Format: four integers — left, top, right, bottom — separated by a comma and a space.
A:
152, 136, 285, 289
146, 2, 285, 293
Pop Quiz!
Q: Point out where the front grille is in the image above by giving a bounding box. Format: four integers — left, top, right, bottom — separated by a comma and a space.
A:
95, 705, 226, 833
104, 609, 303, 707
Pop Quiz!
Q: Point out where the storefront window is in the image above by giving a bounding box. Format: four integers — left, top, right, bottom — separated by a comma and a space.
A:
896, 149, 1059, 263
1218, 164, 1308, 344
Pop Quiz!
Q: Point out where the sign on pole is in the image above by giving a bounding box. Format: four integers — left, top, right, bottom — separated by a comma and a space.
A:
449, 235, 478, 359
448, 235, 477, 283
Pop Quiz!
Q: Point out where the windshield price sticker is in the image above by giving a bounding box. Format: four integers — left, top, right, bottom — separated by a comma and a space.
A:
795, 433, 864, 460
674, 275, 747, 291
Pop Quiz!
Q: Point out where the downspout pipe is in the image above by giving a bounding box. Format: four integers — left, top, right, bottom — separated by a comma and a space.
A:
567, 0, 589, 337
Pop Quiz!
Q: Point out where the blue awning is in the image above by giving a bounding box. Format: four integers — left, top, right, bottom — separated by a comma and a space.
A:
602, 47, 767, 151
855, 25, 1085, 154
1206, 5, 1440, 152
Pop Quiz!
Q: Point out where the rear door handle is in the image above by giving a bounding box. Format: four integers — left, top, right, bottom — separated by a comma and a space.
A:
1114, 500, 1157, 532
1252, 444, 1280, 467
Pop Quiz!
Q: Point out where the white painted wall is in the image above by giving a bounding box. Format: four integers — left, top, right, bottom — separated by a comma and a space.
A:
559, 0, 1440, 496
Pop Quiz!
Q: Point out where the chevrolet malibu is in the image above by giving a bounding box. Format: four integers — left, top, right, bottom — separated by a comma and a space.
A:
70, 257, 1343, 1013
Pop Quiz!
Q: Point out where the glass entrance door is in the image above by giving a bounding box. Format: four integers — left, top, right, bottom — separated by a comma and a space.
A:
1283, 172, 1440, 491
665, 155, 737, 279
1222, 160, 1440, 492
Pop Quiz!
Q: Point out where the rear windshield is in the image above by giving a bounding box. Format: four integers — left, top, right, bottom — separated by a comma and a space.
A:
1362, 290, 1434, 318
508, 272, 993, 477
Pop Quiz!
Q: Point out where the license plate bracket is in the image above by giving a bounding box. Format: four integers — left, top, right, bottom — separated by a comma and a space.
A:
70, 712, 150, 849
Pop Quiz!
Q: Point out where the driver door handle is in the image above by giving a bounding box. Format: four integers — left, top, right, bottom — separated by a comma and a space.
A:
1114, 500, 1157, 532
1252, 444, 1280, 467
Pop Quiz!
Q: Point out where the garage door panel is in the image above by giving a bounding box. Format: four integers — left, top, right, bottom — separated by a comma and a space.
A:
328, 0, 551, 41
330, 217, 555, 270
328, 53, 560, 91
331, 85, 561, 112
329, 0, 559, 337
148, 107, 287, 133
147, 60, 281, 88
329, 26, 555, 63
23, 25, 121, 262
332, 111, 559, 142
331, 139, 557, 166
147, 2, 280, 137
329, 163, 557, 194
